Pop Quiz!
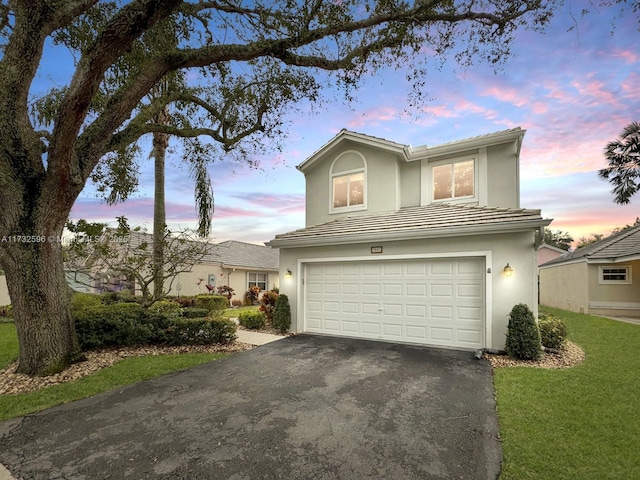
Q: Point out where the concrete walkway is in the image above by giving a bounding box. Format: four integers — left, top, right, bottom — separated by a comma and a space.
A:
235, 329, 285, 346
603, 315, 640, 326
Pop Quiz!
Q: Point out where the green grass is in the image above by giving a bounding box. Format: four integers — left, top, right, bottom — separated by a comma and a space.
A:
0, 322, 18, 368
220, 305, 258, 319
0, 322, 227, 422
495, 307, 640, 479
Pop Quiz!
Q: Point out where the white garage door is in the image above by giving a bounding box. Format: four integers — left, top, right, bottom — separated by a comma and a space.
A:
304, 258, 485, 349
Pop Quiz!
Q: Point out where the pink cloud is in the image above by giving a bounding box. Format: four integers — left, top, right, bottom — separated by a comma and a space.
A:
609, 48, 640, 64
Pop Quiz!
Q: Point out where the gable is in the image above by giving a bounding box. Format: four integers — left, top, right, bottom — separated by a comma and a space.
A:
300, 128, 525, 228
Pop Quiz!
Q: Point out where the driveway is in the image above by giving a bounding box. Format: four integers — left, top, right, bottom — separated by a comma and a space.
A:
0, 335, 501, 479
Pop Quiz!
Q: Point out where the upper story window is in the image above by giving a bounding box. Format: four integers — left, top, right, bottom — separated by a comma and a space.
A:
330, 151, 367, 213
599, 266, 631, 284
433, 159, 474, 201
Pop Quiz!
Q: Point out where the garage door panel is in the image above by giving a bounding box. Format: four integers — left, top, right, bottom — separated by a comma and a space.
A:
362, 284, 380, 295
458, 284, 482, 298
406, 284, 426, 296
382, 304, 402, 316
304, 258, 484, 349
382, 323, 403, 337
382, 283, 403, 296
431, 284, 454, 297
406, 305, 427, 317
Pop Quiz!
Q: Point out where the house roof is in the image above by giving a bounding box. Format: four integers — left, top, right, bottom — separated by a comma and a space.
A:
215, 240, 279, 271
537, 243, 568, 254
296, 127, 525, 172
111, 231, 278, 271
267, 203, 550, 248
540, 224, 640, 267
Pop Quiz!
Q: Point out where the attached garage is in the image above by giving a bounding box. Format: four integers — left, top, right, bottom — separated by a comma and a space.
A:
303, 258, 485, 349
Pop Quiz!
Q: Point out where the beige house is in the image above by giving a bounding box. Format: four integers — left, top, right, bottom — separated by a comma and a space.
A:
268, 128, 550, 351
174, 240, 280, 301
540, 225, 640, 316
0, 274, 9, 305
1, 240, 279, 306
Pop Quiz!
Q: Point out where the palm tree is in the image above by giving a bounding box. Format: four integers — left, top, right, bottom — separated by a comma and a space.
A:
149, 78, 214, 299
599, 122, 640, 204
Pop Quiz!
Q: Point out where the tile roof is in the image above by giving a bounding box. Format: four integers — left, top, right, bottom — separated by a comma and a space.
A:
267, 203, 550, 247
215, 240, 279, 270
119, 232, 278, 270
540, 224, 640, 266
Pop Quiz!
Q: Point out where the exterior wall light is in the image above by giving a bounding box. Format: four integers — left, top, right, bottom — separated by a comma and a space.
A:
503, 263, 514, 277
285, 269, 293, 279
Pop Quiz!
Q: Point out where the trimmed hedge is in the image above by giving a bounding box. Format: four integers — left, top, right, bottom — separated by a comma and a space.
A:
72, 302, 236, 349
195, 294, 228, 312
148, 300, 182, 317
505, 303, 543, 360
181, 307, 211, 319
272, 294, 291, 333
238, 310, 266, 330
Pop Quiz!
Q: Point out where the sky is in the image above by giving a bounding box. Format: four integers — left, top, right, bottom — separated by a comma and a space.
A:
61, 3, 640, 248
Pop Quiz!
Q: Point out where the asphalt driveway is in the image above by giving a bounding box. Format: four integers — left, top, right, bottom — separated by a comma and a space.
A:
0, 335, 501, 479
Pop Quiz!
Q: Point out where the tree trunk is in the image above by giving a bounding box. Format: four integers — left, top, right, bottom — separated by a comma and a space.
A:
152, 107, 169, 300
3, 235, 81, 376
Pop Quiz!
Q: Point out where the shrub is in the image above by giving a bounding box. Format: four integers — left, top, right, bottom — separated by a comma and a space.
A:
148, 300, 182, 317
259, 290, 279, 324
244, 285, 261, 305
216, 285, 234, 300
161, 318, 237, 345
73, 302, 153, 349
272, 294, 291, 333
238, 310, 266, 330
505, 303, 542, 360
71, 292, 103, 314
167, 296, 196, 308
0, 304, 12, 318
231, 299, 243, 307
538, 314, 568, 350
73, 303, 236, 349
195, 294, 228, 313
181, 307, 211, 319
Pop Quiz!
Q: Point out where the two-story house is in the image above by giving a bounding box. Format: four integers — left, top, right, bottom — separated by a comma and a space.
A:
267, 128, 551, 351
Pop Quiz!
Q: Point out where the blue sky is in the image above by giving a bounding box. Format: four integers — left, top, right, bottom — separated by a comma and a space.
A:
64, 4, 640, 247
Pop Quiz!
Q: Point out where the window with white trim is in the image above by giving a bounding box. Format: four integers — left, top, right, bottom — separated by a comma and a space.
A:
248, 272, 268, 291
432, 159, 475, 201
330, 151, 366, 212
333, 172, 364, 208
599, 266, 631, 284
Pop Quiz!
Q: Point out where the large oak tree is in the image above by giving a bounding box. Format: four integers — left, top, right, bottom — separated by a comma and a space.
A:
0, 0, 557, 375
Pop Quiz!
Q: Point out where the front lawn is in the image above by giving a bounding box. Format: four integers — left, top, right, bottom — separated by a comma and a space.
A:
220, 305, 259, 319
495, 307, 640, 479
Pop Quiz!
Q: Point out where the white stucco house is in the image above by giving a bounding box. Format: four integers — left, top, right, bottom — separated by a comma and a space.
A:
267, 128, 551, 351
540, 224, 640, 316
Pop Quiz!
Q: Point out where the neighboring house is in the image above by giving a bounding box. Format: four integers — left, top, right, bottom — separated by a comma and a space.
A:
537, 243, 566, 267
66, 231, 279, 302
176, 240, 280, 300
539, 224, 640, 316
267, 128, 550, 351
0, 274, 9, 305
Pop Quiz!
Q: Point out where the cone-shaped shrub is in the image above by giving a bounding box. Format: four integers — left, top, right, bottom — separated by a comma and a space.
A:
505, 303, 542, 360
272, 294, 291, 333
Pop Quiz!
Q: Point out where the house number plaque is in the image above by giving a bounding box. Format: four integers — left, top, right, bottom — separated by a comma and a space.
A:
371, 246, 383, 254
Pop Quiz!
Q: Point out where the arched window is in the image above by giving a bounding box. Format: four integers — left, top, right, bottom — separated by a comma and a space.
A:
330, 151, 367, 212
